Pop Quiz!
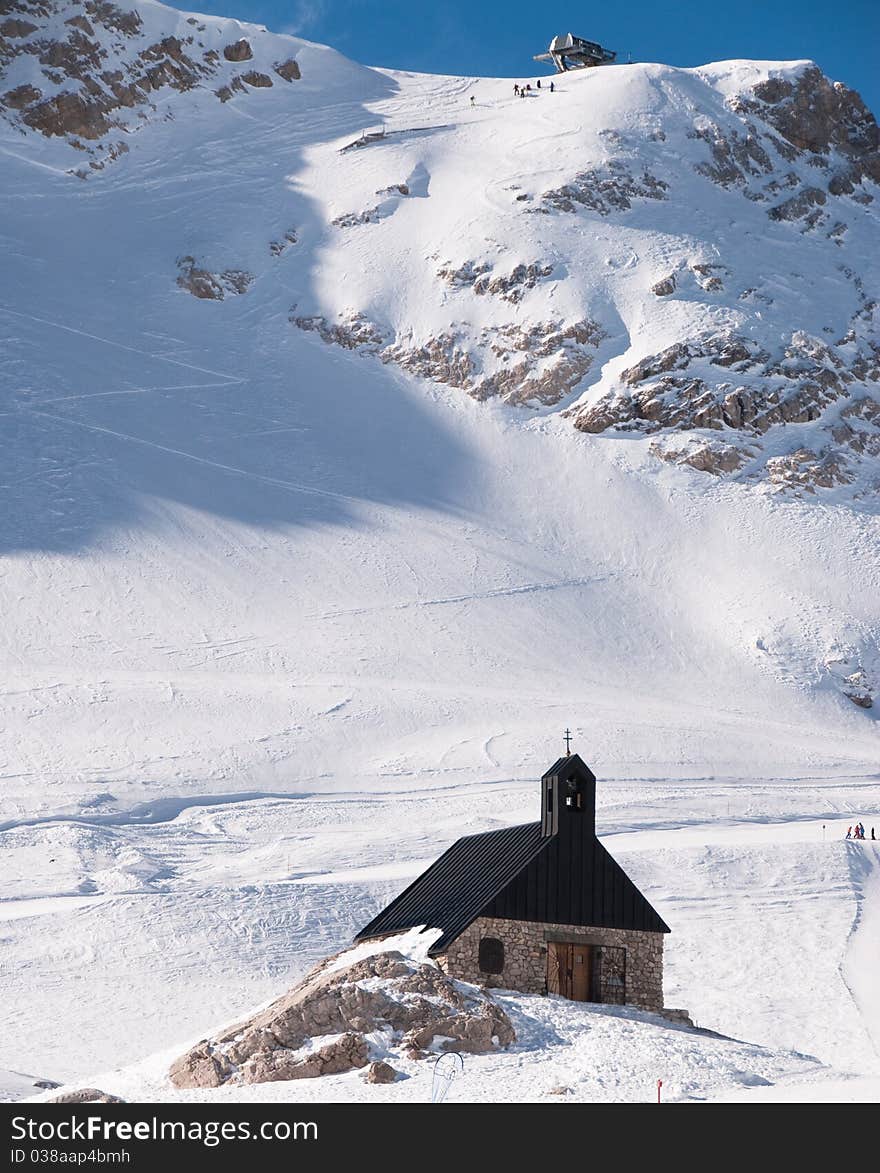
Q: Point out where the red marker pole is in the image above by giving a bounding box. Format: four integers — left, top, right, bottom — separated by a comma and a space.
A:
657, 1079, 662, 1104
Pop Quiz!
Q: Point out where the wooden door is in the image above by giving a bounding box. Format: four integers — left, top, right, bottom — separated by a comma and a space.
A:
547, 941, 592, 1001
570, 942, 592, 1002
547, 941, 570, 997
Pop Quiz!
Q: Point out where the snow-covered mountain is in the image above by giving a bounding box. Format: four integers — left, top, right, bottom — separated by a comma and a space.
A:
4, 1, 879, 491
2, 0, 880, 1104
2, 0, 879, 817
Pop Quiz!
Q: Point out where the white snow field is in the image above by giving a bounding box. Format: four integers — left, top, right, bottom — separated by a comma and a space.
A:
1, 0, 879, 1103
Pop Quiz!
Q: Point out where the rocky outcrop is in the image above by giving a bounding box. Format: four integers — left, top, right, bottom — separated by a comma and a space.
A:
269, 229, 298, 256
438, 261, 554, 304
574, 328, 869, 437
47, 1088, 125, 1104
0, 5, 282, 166
169, 950, 515, 1088
652, 275, 676, 297
293, 310, 389, 352
176, 256, 253, 300
84, 2, 141, 36
745, 66, 880, 186
1, 18, 38, 37
690, 121, 774, 188
571, 313, 880, 489
241, 1033, 369, 1084
294, 305, 604, 407
677, 66, 880, 237
332, 184, 412, 228
222, 39, 252, 63
659, 1008, 696, 1027
365, 1060, 399, 1084
241, 70, 271, 88
332, 207, 383, 228
540, 162, 668, 215
275, 58, 300, 82
768, 186, 827, 225
824, 659, 875, 709
650, 436, 750, 476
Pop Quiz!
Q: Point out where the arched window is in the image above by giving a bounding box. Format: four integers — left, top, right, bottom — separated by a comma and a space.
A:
478, 937, 505, 974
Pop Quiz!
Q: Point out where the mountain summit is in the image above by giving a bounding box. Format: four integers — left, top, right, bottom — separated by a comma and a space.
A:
3, 1, 879, 493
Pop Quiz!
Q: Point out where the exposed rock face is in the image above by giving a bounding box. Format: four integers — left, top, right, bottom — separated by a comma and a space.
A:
848, 693, 874, 709
332, 184, 412, 228
824, 659, 875, 710
377, 182, 409, 197
241, 70, 271, 88
365, 1060, 399, 1084
768, 186, 826, 224
690, 121, 774, 188
652, 275, 676, 297
540, 161, 668, 214
169, 950, 515, 1088
48, 1088, 125, 1103
675, 66, 880, 241
1, 18, 38, 37
0, 3, 283, 168
571, 309, 880, 490
438, 261, 554, 304
222, 38, 251, 63
242, 1033, 369, 1084
294, 309, 605, 407
746, 66, 880, 186
176, 256, 253, 300
293, 310, 389, 352
650, 437, 750, 477
275, 57, 300, 82
269, 229, 298, 256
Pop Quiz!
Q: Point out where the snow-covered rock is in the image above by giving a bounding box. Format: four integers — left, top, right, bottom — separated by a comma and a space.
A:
168, 945, 515, 1087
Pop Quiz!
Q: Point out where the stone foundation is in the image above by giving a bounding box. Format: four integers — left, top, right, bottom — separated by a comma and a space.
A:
435, 915, 665, 1012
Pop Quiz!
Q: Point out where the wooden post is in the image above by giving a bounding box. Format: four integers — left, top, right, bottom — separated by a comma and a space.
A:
657, 1079, 662, 1104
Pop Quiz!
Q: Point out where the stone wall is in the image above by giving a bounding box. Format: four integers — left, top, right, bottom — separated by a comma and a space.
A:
435, 915, 665, 1012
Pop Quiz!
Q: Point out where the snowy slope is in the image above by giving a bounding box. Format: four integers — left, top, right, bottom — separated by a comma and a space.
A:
1, 0, 880, 1104
14, 824, 880, 1105
1, 0, 879, 820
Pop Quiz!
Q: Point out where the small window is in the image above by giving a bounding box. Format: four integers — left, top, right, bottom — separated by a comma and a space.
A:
478, 936, 505, 974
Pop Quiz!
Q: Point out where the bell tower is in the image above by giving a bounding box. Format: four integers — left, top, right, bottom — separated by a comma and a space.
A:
541, 747, 596, 838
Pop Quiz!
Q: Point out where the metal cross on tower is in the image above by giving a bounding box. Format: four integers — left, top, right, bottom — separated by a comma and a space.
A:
564, 728, 572, 754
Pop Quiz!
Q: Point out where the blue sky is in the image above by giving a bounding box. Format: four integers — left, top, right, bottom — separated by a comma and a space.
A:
174, 0, 879, 114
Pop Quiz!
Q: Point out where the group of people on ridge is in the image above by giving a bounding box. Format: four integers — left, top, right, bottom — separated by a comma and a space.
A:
846, 822, 872, 840
469, 79, 556, 107
513, 79, 555, 98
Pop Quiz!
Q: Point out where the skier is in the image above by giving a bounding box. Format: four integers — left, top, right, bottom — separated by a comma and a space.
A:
470, 95, 475, 106
550, 80, 555, 93
846, 826, 852, 839
536, 78, 541, 89
872, 827, 876, 840
514, 83, 519, 96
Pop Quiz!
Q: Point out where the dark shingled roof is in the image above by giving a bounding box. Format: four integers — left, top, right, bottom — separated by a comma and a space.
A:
356, 754, 670, 953
355, 821, 546, 954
